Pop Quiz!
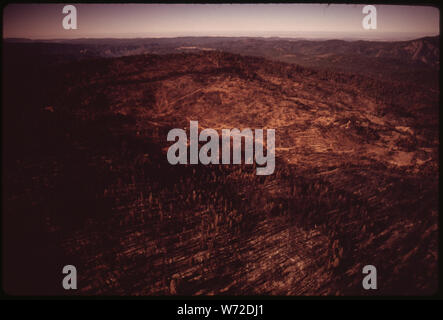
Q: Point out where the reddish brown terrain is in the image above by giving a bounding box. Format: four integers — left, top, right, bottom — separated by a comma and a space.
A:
2, 38, 439, 295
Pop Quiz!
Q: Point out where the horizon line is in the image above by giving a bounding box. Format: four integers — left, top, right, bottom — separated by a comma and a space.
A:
3, 33, 440, 43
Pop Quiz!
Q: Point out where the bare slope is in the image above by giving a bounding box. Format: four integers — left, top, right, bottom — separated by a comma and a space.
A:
3, 51, 438, 295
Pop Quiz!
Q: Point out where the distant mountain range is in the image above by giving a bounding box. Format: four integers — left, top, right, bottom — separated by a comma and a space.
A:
4, 36, 439, 65
4, 36, 439, 87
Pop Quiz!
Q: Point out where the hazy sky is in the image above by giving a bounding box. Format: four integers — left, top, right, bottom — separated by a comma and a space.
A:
3, 4, 440, 40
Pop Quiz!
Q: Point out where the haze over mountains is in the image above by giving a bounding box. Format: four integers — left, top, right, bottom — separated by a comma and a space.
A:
3, 36, 439, 295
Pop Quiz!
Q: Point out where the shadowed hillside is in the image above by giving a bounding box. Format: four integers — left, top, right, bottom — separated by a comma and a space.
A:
3, 45, 438, 295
